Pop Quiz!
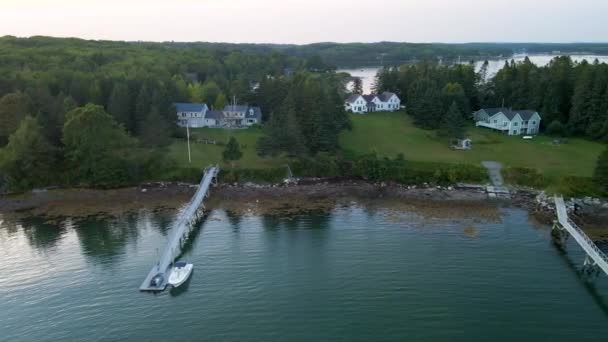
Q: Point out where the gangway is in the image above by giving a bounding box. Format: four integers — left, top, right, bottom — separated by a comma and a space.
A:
553, 196, 608, 276
139, 165, 219, 291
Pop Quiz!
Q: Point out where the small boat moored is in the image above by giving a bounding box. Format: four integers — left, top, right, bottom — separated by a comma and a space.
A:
168, 262, 193, 288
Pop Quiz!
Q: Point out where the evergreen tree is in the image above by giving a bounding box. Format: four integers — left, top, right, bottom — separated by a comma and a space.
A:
0, 92, 29, 146
594, 148, 608, 195
408, 78, 443, 129
352, 77, 363, 94
140, 107, 171, 147
134, 83, 152, 134
223, 137, 243, 167
441, 82, 469, 115
438, 101, 466, 140
0, 117, 57, 190
107, 82, 132, 131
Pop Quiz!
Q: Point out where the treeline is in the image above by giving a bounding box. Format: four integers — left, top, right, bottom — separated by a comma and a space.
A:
255, 73, 350, 156
375, 56, 608, 141
0, 36, 338, 191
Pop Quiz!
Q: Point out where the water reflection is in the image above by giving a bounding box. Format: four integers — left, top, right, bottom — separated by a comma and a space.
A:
74, 214, 139, 265
225, 210, 242, 231
149, 209, 175, 236
553, 241, 608, 316
20, 216, 68, 250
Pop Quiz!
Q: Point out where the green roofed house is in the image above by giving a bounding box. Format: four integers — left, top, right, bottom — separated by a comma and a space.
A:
474, 108, 541, 136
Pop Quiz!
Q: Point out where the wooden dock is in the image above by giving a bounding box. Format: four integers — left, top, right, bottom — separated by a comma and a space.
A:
139, 165, 219, 291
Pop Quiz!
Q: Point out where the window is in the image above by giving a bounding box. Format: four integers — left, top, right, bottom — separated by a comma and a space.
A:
531, 121, 536, 125
493, 119, 498, 124
514, 122, 518, 126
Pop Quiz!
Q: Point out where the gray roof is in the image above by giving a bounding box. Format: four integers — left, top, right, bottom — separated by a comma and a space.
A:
204, 110, 224, 120
378, 92, 397, 102
516, 110, 539, 121
362, 95, 378, 104
224, 105, 249, 112
345, 94, 363, 104
480, 108, 540, 121
174, 102, 207, 112
245, 107, 262, 119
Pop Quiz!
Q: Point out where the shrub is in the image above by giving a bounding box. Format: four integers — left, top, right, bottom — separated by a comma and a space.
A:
546, 120, 565, 136
503, 167, 549, 188
553, 176, 602, 197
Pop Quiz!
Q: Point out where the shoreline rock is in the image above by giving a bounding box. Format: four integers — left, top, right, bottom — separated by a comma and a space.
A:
0, 180, 605, 238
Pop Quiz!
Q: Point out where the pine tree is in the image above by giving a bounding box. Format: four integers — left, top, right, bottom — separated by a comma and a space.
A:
134, 84, 151, 134
438, 101, 466, 140
352, 77, 363, 94
408, 78, 443, 129
0, 92, 29, 146
107, 83, 132, 131
223, 136, 243, 168
140, 107, 171, 147
594, 148, 608, 195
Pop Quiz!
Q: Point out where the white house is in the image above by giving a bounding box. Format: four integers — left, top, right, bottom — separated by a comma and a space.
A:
345, 92, 401, 114
174, 103, 262, 128
174, 103, 209, 128
474, 108, 541, 136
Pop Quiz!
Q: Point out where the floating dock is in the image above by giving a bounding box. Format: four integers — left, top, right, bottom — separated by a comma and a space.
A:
139, 166, 219, 291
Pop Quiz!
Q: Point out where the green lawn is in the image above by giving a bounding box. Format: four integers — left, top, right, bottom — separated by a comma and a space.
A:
340, 112, 605, 178
168, 127, 286, 169
165, 113, 604, 179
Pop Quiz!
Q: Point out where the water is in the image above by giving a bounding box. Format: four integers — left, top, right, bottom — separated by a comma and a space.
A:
339, 54, 608, 94
1, 203, 608, 341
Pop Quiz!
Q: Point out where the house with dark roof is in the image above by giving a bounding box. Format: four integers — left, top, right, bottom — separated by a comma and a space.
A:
174, 103, 209, 128
344, 92, 401, 114
174, 102, 262, 129
474, 108, 541, 136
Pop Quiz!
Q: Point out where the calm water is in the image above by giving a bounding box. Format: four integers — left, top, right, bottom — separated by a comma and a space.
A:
340, 54, 608, 93
1, 203, 608, 341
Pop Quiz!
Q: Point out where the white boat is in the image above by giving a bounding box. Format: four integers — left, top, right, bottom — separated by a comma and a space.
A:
168, 262, 193, 287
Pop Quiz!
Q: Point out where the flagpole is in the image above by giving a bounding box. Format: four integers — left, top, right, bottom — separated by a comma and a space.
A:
187, 121, 192, 164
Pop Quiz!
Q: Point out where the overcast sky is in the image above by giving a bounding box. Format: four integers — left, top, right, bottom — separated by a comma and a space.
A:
1, 0, 607, 44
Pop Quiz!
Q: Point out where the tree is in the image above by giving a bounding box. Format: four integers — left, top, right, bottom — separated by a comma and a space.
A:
408, 78, 443, 129
441, 82, 469, 115
140, 107, 171, 147
594, 148, 608, 195
0, 92, 29, 146
201, 81, 221, 105
63, 104, 135, 185
546, 120, 565, 136
107, 82, 132, 131
352, 77, 363, 94
223, 136, 243, 167
0, 117, 57, 190
134, 83, 152, 134
214, 93, 228, 110
438, 101, 467, 140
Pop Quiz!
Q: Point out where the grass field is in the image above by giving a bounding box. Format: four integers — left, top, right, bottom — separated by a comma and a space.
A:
168, 127, 285, 169
165, 112, 604, 180
339, 112, 605, 178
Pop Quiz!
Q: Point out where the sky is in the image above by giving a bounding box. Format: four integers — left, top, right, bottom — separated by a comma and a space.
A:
1, 0, 607, 44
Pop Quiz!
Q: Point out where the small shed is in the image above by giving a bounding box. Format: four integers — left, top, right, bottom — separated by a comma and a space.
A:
452, 138, 472, 150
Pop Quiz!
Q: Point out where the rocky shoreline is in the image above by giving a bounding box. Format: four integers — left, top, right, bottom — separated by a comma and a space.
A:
0, 179, 606, 239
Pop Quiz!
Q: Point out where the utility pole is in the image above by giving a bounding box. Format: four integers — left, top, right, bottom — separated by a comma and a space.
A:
186, 121, 192, 163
